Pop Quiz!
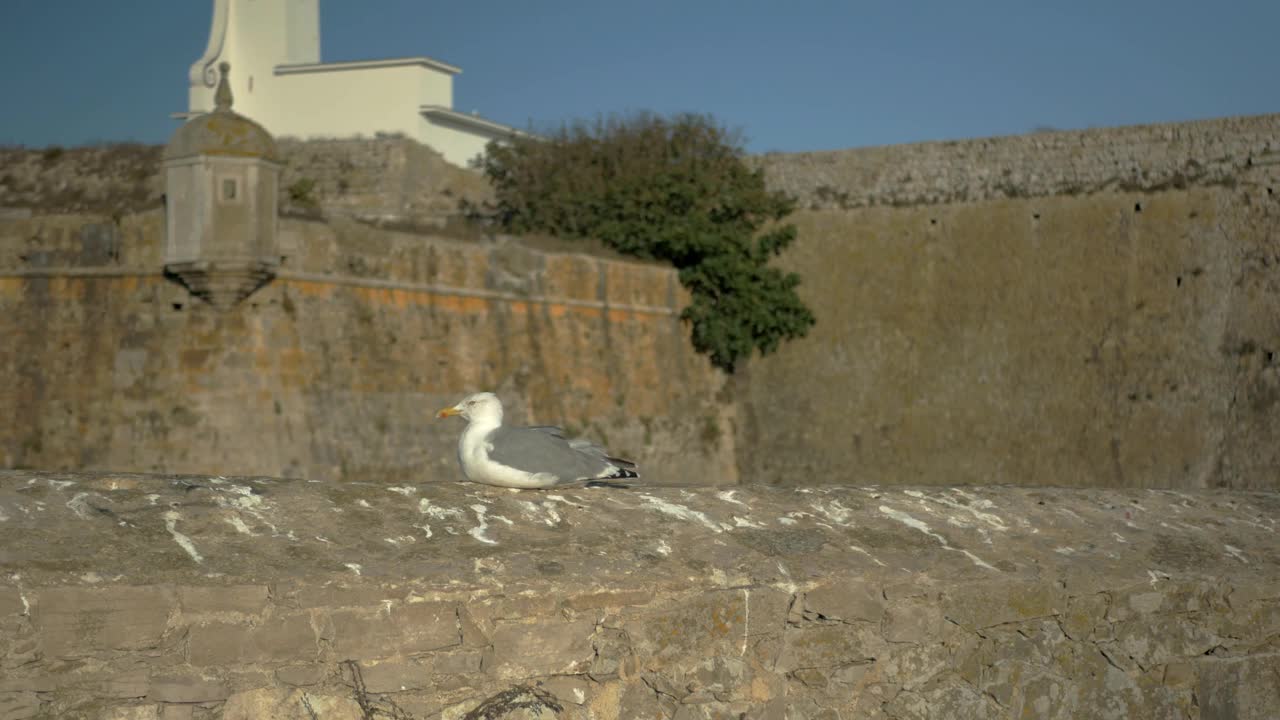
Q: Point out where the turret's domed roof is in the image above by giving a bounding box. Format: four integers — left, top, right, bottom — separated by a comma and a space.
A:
164, 62, 278, 162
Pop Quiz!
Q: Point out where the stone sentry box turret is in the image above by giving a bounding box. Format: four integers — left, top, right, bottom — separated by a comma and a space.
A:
163, 62, 281, 308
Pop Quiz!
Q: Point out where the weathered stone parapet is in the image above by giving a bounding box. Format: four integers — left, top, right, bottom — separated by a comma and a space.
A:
2, 470, 1277, 718
756, 112, 1280, 209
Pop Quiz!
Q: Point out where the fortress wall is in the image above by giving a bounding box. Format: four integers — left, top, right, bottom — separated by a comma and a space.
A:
4, 115, 1279, 490
0, 212, 734, 485
742, 116, 1280, 489
1, 470, 1277, 718
758, 113, 1280, 209
0, 136, 491, 225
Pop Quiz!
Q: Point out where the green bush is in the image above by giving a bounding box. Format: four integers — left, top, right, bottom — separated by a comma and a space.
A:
477, 112, 814, 371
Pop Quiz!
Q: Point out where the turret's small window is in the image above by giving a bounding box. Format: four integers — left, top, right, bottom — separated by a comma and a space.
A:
222, 178, 238, 201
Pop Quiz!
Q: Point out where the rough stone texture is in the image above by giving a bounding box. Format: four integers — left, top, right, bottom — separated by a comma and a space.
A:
0, 212, 734, 486
1, 470, 1278, 718
755, 113, 1279, 210
0, 136, 492, 226
742, 115, 1280, 489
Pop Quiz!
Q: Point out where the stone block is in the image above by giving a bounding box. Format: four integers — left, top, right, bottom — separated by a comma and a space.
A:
672, 702, 756, 720
0, 590, 25, 617
462, 594, 561, 636
1198, 655, 1280, 720
275, 665, 326, 687
0, 674, 53, 694
566, 589, 656, 611
0, 636, 36, 670
349, 660, 433, 694
538, 675, 591, 705
1104, 616, 1219, 671
775, 622, 884, 673
0, 692, 38, 720
490, 618, 597, 679
624, 591, 747, 664
222, 688, 363, 720
428, 648, 484, 675
879, 643, 954, 692
744, 697, 787, 720
882, 598, 942, 644
1061, 592, 1108, 640
679, 656, 753, 701
188, 612, 318, 666
328, 602, 458, 658
147, 675, 229, 703
803, 581, 884, 624
177, 585, 269, 615
881, 680, 999, 720
941, 582, 1064, 630
37, 586, 173, 657
281, 584, 404, 610
617, 679, 673, 719
1228, 582, 1280, 606
1163, 661, 1195, 687
745, 587, 791, 636
590, 626, 633, 679
1105, 582, 1219, 622
101, 707, 160, 720
96, 671, 150, 699
158, 705, 193, 720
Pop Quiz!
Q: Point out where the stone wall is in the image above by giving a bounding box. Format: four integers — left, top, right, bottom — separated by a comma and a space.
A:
0, 136, 491, 226
741, 114, 1280, 489
0, 212, 734, 485
756, 113, 1280, 209
1, 470, 1278, 718
4, 114, 1280, 491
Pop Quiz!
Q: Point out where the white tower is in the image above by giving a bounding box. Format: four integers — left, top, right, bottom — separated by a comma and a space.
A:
187, 0, 320, 123
182, 0, 524, 167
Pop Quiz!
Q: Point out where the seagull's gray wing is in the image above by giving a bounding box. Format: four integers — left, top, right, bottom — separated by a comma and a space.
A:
521, 426, 636, 468
486, 425, 616, 483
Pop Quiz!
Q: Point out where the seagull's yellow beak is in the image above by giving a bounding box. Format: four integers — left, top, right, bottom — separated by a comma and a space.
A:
437, 406, 461, 419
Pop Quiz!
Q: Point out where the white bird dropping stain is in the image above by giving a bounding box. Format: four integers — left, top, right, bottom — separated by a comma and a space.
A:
469, 504, 498, 545
878, 505, 996, 571
419, 498, 464, 520
639, 495, 724, 533
66, 493, 94, 519
163, 511, 203, 564
717, 490, 749, 507
345, 563, 363, 576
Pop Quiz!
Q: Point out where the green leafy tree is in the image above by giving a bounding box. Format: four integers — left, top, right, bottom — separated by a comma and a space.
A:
477, 112, 814, 371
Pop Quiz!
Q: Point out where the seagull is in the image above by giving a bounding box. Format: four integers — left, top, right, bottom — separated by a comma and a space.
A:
437, 392, 640, 489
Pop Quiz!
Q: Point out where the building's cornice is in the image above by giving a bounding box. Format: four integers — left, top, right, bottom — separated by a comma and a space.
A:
276, 56, 462, 77
419, 106, 531, 139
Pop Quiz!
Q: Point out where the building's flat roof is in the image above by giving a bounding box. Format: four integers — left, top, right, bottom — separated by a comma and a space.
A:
276, 56, 461, 76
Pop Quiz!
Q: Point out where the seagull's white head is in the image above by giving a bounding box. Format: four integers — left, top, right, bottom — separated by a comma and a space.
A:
437, 392, 504, 424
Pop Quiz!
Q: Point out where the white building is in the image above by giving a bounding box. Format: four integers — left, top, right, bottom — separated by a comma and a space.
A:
182, 0, 522, 167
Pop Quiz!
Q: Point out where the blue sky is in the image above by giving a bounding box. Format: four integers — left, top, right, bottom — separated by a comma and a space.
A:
1, 1, 1276, 154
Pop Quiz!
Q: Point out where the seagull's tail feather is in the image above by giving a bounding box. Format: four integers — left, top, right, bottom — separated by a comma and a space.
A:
606, 456, 637, 470
586, 461, 639, 488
